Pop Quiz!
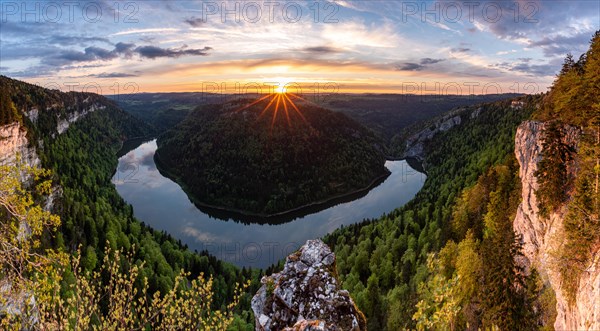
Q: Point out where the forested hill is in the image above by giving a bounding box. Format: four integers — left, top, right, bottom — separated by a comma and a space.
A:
318, 93, 523, 156
322, 31, 600, 330
0, 75, 153, 139
155, 96, 389, 216
0, 76, 259, 329
324, 94, 543, 330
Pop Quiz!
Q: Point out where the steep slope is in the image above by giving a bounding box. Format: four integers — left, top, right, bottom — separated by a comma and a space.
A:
0, 122, 39, 168
319, 93, 522, 156
0, 76, 258, 328
253, 31, 597, 329
156, 96, 389, 216
1, 75, 116, 168
324, 96, 538, 330
512, 31, 600, 329
512, 121, 599, 330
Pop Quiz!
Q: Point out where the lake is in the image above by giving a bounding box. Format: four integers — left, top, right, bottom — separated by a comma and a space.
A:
113, 140, 426, 268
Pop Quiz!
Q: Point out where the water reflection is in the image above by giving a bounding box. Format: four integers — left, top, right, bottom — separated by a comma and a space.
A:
113, 140, 426, 268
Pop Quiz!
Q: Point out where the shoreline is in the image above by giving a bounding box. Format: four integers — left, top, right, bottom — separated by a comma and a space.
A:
153, 148, 393, 222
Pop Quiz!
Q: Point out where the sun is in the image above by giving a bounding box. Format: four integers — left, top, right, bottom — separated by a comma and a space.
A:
234, 82, 312, 128
274, 84, 287, 94
269, 78, 294, 94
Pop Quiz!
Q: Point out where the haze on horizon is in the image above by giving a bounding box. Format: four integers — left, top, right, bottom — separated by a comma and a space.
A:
1, 0, 598, 95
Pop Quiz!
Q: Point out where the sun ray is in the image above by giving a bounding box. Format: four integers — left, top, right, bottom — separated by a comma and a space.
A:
283, 93, 307, 123
234, 94, 271, 112
287, 92, 321, 108
259, 94, 278, 118
282, 94, 291, 126
271, 94, 282, 128
237, 81, 309, 128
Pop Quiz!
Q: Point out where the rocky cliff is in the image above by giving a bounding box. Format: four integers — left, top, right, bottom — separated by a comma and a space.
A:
0, 101, 102, 167
400, 105, 487, 163
0, 122, 40, 168
512, 120, 600, 330
252, 240, 366, 331
56, 103, 104, 135
402, 113, 462, 162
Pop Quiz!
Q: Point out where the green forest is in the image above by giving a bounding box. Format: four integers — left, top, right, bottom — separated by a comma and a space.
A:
534, 31, 600, 304
156, 97, 388, 215
324, 94, 544, 330
324, 31, 600, 330
1, 29, 598, 330
0, 76, 259, 330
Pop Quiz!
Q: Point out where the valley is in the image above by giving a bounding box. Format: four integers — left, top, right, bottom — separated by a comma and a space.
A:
114, 139, 424, 267
1, 1, 598, 327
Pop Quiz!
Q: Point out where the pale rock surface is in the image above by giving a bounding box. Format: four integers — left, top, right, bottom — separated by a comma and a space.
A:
513, 120, 600, 330
252, 240, 366, 331
0, 122, 40, 168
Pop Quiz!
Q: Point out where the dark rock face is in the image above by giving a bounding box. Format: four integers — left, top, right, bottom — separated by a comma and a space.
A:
251, 240, 367, 331
402, 112, 464, 162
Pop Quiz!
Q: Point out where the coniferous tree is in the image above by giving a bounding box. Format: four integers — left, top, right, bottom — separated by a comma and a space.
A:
535, 121, 573, 216
0, 85, 19, 125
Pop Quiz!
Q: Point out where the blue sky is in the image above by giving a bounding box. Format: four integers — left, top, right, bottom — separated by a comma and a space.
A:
1, 0, 598, 93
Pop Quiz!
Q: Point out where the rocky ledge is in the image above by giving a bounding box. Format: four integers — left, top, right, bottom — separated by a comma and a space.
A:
512, 120, 596, 330
251, 239, 366, 331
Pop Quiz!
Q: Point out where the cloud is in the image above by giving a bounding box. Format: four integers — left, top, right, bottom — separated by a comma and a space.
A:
111, 28, 179, 36
436, 0, 599, 58
489, 58, 559, 77
135, 45, 212, 59
145, 57, 393, 77
396, 63, 424, 71
300, 46, 343, 54
420, 58, 445, 64
48, 35, 112, 47
139, 36, 156, 43
184, 17, 204, 27
2, 66, 54, 78
529, 32, 593, 57
396, 58, 445, 71
181, 226, 229, 244
93, 72, 139, 78
496, 50, 517, 55
43, 42, 135, 65
40, 42, 212, 66
139, 151, 157, 170
451, 48, 472, 53
512, 62, 557, 76
3, 63, 110, 78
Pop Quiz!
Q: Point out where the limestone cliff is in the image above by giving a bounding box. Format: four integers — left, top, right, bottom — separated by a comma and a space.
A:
252, 240, 366, 331
56, 103, 104, 135
0, 122, 40, 168
1, 100, 103, 167
401, 105, 487, 163
513, 120, 600, 330
402, 113, 462, 162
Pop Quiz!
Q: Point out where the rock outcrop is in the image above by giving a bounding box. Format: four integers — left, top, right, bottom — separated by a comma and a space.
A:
512, 120, 600, 330
0, 122, 40, 168
402, 106, 478, 163
56, 104, 104, 135
1, 99, 103, 167
252, 240, 366, 331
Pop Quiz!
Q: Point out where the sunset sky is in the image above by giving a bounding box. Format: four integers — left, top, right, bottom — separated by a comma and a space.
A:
1, 0, 598, 94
